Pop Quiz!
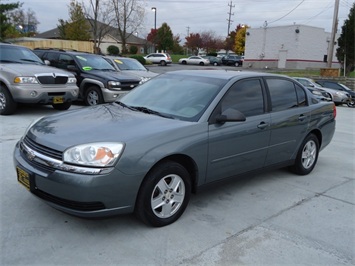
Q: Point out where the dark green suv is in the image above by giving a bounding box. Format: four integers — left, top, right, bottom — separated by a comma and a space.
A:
34, 49, 141, 105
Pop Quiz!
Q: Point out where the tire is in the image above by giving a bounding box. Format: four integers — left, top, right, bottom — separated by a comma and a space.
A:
52, 102, 71, 110
213, 62, 218, 66
84, 86, 103, 106
289, 134, 319, 175
199, 62, 204, 66
135, 161, 191, 227
234, 62, 240, 67
347, 100, 355, 108
0, 84, 17, 115
160, 60, 167, 66
181, 61, 187, 65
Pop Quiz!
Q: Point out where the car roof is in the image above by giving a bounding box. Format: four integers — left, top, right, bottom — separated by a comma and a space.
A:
163, 70, 287, 80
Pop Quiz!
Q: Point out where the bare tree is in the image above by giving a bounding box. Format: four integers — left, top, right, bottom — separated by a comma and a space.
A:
9, 7, 39, 36
83, 0, 115, 54
110, 0, 145, 53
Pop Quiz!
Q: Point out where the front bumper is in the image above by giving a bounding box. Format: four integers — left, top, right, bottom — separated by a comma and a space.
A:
13, 140, 142, 218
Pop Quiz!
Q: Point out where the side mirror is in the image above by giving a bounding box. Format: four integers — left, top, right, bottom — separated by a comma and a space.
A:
216, 108, 246, 123
44, 60, 50, 66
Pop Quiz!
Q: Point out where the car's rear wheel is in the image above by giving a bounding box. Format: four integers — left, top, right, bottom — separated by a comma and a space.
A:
84, 86, 103, 106
135, 160, 191, 227
199, 62, 204, 66
160, 60, 167, 66
234, 62, 240, 67
289, 133, 319, 175
0, 84, 17, 115
213, 62, 218, 66
347, 100, 355, 108
52, 102, 72, 110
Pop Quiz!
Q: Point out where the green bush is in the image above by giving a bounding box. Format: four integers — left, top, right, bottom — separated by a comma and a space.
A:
130, 55, 146, 65
129, 46, 138, 54
107, 45, 120, 55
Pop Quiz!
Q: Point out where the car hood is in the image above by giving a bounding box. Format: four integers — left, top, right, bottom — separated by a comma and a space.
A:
123, 70, 158, 79
88, 70, 141, 82
1, 63, 74, 76
27, 103, 192, 152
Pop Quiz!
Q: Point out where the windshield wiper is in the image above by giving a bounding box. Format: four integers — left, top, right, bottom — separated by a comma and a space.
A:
116, 101, 136, 111
132, 106, 174, 119
0, 59, 22, 63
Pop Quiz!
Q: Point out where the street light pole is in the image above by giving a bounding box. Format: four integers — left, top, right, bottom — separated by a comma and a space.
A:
151, 7, 157, 30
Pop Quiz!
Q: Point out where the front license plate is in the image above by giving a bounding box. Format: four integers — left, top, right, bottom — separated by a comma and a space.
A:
17, 166, 30, 190
53, 96, 64, 104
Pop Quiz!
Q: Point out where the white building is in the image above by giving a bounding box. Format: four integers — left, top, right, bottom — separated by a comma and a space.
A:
244, 24, 340, 69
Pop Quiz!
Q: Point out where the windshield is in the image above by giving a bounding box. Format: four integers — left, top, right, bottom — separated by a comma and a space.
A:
112, 58, 146, 71
75, 54, 116, 71
0, 45, 45, 65
120, 73, 225, 122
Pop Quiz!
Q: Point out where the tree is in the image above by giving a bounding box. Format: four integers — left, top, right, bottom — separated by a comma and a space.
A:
234, 24, 249, 55
111, 0, 145, 54
156, 22, 174, 52
336, 2, 354, 75
171, 34, 184, 54
84, 0, 115, 54
8, 7, 39, 37
185, 33, 202, 55
0, 1, 20, 40
58, 0, 91, 41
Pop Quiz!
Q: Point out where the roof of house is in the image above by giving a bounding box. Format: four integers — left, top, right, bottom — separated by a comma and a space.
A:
34, 19, 147, 45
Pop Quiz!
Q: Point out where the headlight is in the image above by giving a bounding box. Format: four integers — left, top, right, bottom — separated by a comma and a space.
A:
63, 142, 124, 167
14, 76, 38, 84
108, 81, 121, 89
312, 90, 322, 96
68, 77, 77, 84
335, 91, 346, 96
140, 77, 150, 84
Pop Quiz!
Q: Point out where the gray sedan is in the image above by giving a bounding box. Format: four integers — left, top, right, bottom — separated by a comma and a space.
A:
14, 70, 336, 227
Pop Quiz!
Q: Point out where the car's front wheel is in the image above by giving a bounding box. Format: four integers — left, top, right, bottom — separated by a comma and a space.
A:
289, 133, 319, 175
0, 84, 17, 115
234, 62, 240, 67
135, 160, 191, 227
84, 86, 103, 106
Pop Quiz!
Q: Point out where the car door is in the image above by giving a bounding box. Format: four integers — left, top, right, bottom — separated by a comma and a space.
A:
206, 78, 271, 182
264, 78, 311, 166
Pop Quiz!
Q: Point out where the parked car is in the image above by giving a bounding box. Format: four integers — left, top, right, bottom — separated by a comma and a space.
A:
306, 87, 332, 102
33, 49, 141, 106
202, 56, 222, 66
178, 56, 210, 66
0, 43, 78, 115
221, 55, 243, 66
103, 56, 158, 83
143, 53, 172, 66
294, 77, 351, 106
14, 70, 336, 227
315, 79, 355, 107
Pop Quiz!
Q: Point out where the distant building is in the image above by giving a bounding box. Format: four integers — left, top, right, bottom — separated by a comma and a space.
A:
244, 25, 340, 69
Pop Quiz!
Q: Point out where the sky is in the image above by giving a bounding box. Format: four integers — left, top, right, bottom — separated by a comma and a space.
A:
18, 0, 353, 40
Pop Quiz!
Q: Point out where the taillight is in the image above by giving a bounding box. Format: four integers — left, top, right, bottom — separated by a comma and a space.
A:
333, 103, 337, 119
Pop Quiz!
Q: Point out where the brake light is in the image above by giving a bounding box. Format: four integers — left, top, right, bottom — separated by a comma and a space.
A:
333, 103, 337, 119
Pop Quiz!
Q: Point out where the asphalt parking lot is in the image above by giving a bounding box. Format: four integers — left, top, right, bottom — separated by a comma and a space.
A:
0, 101, 354, 265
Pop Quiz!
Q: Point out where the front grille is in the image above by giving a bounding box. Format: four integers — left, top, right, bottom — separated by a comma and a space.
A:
24, 136, 62, 160
119, 82, 140, 91
37, 75, 68, 85
33, 189, 106, 211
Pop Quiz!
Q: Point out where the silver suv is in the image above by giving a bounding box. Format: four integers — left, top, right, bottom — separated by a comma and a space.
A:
0, 43, 79, 115
144, 53, 172, 66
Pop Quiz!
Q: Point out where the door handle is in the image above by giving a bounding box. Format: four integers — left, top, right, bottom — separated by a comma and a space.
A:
257, 122, 268, 129
298, 114, 306, 121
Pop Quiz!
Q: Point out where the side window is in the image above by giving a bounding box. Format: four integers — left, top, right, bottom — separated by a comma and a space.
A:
266, 78, 301, 112
221, 79, 264, 117
43, 52, 59, 67
295, 84, 307, 106
58, 54, 75, 69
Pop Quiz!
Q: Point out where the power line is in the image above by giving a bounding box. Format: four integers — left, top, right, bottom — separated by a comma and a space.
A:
268, 0, 306, 24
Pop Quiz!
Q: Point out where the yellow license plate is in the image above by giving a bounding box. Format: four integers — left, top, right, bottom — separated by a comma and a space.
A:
53, 96, 64, 104
17, 166, 30, 190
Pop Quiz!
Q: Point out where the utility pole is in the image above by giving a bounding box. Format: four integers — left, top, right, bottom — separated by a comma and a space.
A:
227, 1, 234, 36
327, 0, 340, 68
